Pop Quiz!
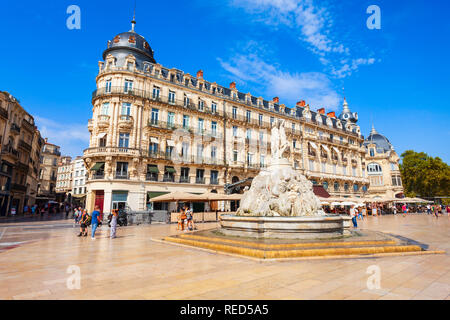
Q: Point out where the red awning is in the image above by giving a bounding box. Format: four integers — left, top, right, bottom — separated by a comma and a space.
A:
313, 185, 330, 198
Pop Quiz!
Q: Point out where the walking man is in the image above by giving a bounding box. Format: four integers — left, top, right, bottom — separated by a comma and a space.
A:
91, 206, 101, 240
350, 205, 357, 228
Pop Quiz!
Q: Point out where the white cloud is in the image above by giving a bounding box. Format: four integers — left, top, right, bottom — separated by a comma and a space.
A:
35, 116, 89, 157
218, 53, 341, 110
228, 0, 375, 77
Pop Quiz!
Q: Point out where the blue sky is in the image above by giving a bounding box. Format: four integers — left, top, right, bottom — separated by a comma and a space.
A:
1, 0, 449, 163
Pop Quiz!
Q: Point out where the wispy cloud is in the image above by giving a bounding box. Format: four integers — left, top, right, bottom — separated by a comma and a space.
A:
228, 0, 375, 78
218, 52, 341, 110
35, 116, 89, 157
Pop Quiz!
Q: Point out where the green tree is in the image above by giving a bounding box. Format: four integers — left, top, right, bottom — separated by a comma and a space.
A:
399, 150, 450, 200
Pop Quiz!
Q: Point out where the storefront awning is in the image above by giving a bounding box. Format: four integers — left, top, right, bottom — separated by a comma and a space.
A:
332, 146, 340, 155
309, 141, 318, 150
97, 132, 107, 139
91, 162, 105, 171
150, 137, 159, 143
147, 165, 159, 173
321, 145, 330, 153
148, 191, 170, 199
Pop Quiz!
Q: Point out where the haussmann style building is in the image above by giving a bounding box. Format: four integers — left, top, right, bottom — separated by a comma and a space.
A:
83, 20, 371, 214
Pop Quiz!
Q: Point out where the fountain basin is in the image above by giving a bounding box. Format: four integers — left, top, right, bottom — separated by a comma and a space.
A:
220, 214, 352, 240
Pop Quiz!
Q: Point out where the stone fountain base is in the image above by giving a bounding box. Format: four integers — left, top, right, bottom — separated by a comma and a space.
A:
219, 214, 352, 240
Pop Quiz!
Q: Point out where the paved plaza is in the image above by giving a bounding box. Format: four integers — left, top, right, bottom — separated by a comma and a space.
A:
0, 214, 449, 300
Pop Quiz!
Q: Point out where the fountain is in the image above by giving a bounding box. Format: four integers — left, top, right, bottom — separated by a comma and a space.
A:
220, 119, 352, 239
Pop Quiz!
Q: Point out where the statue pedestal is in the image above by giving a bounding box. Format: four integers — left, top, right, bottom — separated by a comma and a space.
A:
268, 158, 291, 171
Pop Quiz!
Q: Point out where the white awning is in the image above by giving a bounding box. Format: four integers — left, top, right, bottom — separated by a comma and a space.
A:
309, 141, 318, 150
97, 132, 107, 139
321, 145, 330, 153
167, 140, 175, 147
150, 137, 159, 143
332, 146, 340, 154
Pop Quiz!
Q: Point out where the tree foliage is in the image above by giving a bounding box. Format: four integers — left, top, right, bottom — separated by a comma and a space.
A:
399, 150, 450, 200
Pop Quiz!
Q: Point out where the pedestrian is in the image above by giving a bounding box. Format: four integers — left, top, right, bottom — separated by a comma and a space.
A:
350, 205, 357, 228
402, 203, 407, 217
91, 205, 101, 240
110, 209, 118, 239
179, 206, 187, 231
185, 203, 194, 231
433, 205, 439, 218
176, 208, 183, 231
78, 209, 89, 237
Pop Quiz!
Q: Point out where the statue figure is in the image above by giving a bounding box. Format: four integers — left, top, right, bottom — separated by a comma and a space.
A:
270, 119, 290, 162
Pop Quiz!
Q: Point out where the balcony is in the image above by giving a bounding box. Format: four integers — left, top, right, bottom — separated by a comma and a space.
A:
11, 183, 27, 192
0, 107, 8, 120
118, 115, 133, 130
10, 123, 20, 135
84, 147, 141, 157
163, 176, 175, 183
115, 173, 129, 180
97, 115, 110, 128
1, 144, 19, 159
148, 119, 177, 131
92, 173, 105, 180
22, 119, 34, 132
19, 139, 32, 152
196, 177, 205, 184
146, 173, 158, 181
210, 179, 219, 185
179, 176, 190, 183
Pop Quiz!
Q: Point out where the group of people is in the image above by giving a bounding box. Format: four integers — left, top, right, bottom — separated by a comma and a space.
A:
73, 205, 119, 239
176, 203, 196, 232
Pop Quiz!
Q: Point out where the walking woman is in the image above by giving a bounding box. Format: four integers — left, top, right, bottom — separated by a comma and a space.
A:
78, 209, 89, 237
110, 209, 118, 239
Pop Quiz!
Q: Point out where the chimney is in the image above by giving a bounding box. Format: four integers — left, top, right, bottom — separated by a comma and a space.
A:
229, 81, 236, 89
317, 108, 325, 114
327, 111, 336, 118
196, 70, 203, 79
272, 97, 279, 104
296, 100, 306, 107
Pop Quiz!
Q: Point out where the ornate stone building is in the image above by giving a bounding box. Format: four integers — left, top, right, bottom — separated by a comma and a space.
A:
56, 156, 73, 199
0, 91, 44, 216
37, 139, 61, 202
83, 22, 369, 213
363, 126, 404, 199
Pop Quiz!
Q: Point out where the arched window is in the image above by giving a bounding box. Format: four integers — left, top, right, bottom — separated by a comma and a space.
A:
353, 184, 359, 192
367, 162, 382, 174
323, 181, 328, 190
311, 180, 317, 185
344, 183, 349, 191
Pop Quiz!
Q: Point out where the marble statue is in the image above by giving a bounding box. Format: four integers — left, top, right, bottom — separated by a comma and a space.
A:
237, 119, 324, 217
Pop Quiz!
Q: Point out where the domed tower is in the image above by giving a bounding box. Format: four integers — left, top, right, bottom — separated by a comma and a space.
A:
338, 98, 358, 123
363, 125, 394, 153
102, 18, 156, 71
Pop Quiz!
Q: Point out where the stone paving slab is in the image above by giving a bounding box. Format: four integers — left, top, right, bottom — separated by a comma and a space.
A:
0, 214, 448, 300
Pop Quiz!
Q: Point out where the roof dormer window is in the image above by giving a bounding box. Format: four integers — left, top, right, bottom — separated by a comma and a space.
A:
128, 35, 136, 44
114, 35, 120, 43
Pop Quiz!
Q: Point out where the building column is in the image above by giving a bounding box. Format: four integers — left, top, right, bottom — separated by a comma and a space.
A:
103, 190, 112, 214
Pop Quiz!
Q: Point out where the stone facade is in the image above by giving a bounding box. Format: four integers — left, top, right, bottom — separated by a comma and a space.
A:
0, 91, 44, 216
37, 139, 61, 201
364, 126, 404, 199
83, 25, 369, 214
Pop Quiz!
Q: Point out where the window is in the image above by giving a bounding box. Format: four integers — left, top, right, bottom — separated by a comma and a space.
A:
342, 165, 347, 176
167, 112, 175, 128
232, 107, 237, 119
392, 175, 402, 186
246, 129, 251, 140
184, 95, 190, 107
152, 86, 160, 99
369, 176, 384, 186
118, 133, 129, 148
168, 91, 175, 104
198, 118, 204, 134
260, 155, 265, 167
323, 181, 328, 190
246, 110, 251, 122
259, 131, 264, 143
211, 146, 217, 160
210, 170, 218, 184
353, 184, 359, 192
247, 153, 253, 166
183, 115, 189, 129
197, 144, 203, 161
163, 166, 175, 182
116, 162, 128, 179
211, 121, 217, 137
101, 103, 109, 115
293, 139, 297, 149
344, 183, 349, 191
259, 114, 263, 125
196, 169, 205, 184
390, 162, 397, 171
198, 99, 204, 111
211, 102, 217, 114
151, 108, 159, 125
121, 103, 131, 116
105, 80, 112, 93
232, 126, 238, 137
309, 160, 315, 171
321, 163, 326, 173
367, 163, 382, 174
124, 80, 133, 93
369, 148, 375, 157
165, 145, 174, 158
352, 167, 356, 177
332, 164, 337, 174
334, 182, 339, 191
180, 167, 190, 183
270, 117, 274, 125
181, 142, 189, 161
149, 140, 158, 155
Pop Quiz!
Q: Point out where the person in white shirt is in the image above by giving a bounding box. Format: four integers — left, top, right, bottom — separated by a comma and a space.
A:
350, 205, 357, 228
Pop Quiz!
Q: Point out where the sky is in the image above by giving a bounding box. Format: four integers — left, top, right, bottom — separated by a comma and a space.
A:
0, 0, 449, 163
